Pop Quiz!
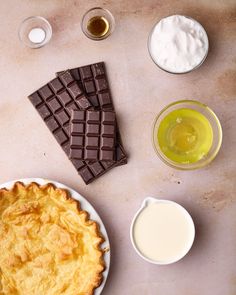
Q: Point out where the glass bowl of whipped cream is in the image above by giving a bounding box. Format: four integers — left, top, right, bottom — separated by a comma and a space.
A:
148, 15, 209, 74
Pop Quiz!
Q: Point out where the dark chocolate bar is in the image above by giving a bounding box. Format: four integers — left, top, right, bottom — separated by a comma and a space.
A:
29, 71, 92, 144
30, 71, 92, 112
58, 62, 115, 110
69, 62, 113, 110
57, 62, 128, 168
28, 70, 127, 184
70, 110, 116, 161
58, 62, 127, 157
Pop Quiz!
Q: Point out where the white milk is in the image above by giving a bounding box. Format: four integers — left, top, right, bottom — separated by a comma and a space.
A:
28, 27, 46, 44
149, 15, 208, 73
133, 201, 194, 263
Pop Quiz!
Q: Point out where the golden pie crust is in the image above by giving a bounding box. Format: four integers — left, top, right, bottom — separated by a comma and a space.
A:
0, 182, 105, 295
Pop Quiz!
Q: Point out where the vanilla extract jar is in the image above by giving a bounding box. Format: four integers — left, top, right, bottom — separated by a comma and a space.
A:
81, 7, 115, 40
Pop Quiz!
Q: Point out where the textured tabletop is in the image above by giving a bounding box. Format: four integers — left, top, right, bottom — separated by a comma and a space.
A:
0, 1, 235, 294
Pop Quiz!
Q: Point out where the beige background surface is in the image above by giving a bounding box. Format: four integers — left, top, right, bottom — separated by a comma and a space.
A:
0, 1, 236, 294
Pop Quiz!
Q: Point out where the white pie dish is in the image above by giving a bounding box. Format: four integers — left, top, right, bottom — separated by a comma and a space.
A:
0, 178, 110, 295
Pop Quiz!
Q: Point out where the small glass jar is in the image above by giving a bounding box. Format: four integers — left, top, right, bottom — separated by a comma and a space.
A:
81, 7, 115, 41
152, 100, 222, 169
18, 16, 52, 49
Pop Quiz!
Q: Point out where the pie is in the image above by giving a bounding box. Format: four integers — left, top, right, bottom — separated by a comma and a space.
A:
0, 182, 105, 295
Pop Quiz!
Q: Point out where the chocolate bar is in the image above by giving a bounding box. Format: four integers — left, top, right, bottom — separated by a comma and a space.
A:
30, 71, 92, 111
59, 62, 127, 157
70, 110, 117, 161
69, 145, 127, 184
58, 62, 117, 110
68, 62, 113, 110
28, 70, 127, 184
57, 62, 128, 176
29, 71, 92, 144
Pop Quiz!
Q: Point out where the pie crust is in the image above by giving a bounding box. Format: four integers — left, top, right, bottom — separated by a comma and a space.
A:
0, 182, 105, 295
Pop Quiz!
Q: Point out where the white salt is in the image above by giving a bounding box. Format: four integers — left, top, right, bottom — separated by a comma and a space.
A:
28, 27, 46, 44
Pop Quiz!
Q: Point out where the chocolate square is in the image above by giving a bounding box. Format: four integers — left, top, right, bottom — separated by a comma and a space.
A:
56, 110, 70, 126
49, 78, 64, 93
48, 97, 62, 113
57, 90, 73, 106
69, 110, 116, 162
37, 104, 51, 120
38, 85, 53, 100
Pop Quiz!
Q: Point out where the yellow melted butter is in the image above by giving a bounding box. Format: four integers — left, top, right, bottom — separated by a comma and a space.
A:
0, 183, 103, 295
157, 108, 213, 164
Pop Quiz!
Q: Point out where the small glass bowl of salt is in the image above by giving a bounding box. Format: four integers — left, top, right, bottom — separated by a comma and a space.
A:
18, 16, 52, 49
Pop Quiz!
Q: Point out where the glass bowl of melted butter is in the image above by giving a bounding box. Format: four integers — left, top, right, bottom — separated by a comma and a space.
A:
153, 100, 222, 170
81, 7, 115, 40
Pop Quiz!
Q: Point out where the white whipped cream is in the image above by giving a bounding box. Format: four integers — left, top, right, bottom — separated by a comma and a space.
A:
149, 15, 209, 73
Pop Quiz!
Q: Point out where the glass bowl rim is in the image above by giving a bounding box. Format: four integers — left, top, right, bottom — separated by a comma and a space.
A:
152, 100, 223, 170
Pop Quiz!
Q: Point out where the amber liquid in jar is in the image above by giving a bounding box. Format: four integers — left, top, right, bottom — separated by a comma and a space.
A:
87, 16, 109, 38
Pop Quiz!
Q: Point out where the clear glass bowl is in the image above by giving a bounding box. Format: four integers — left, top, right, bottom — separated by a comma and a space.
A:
81, 7, 115, 41
18, 16, 52, 49
152, 100, 222, 169
147, 15, 209, 74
